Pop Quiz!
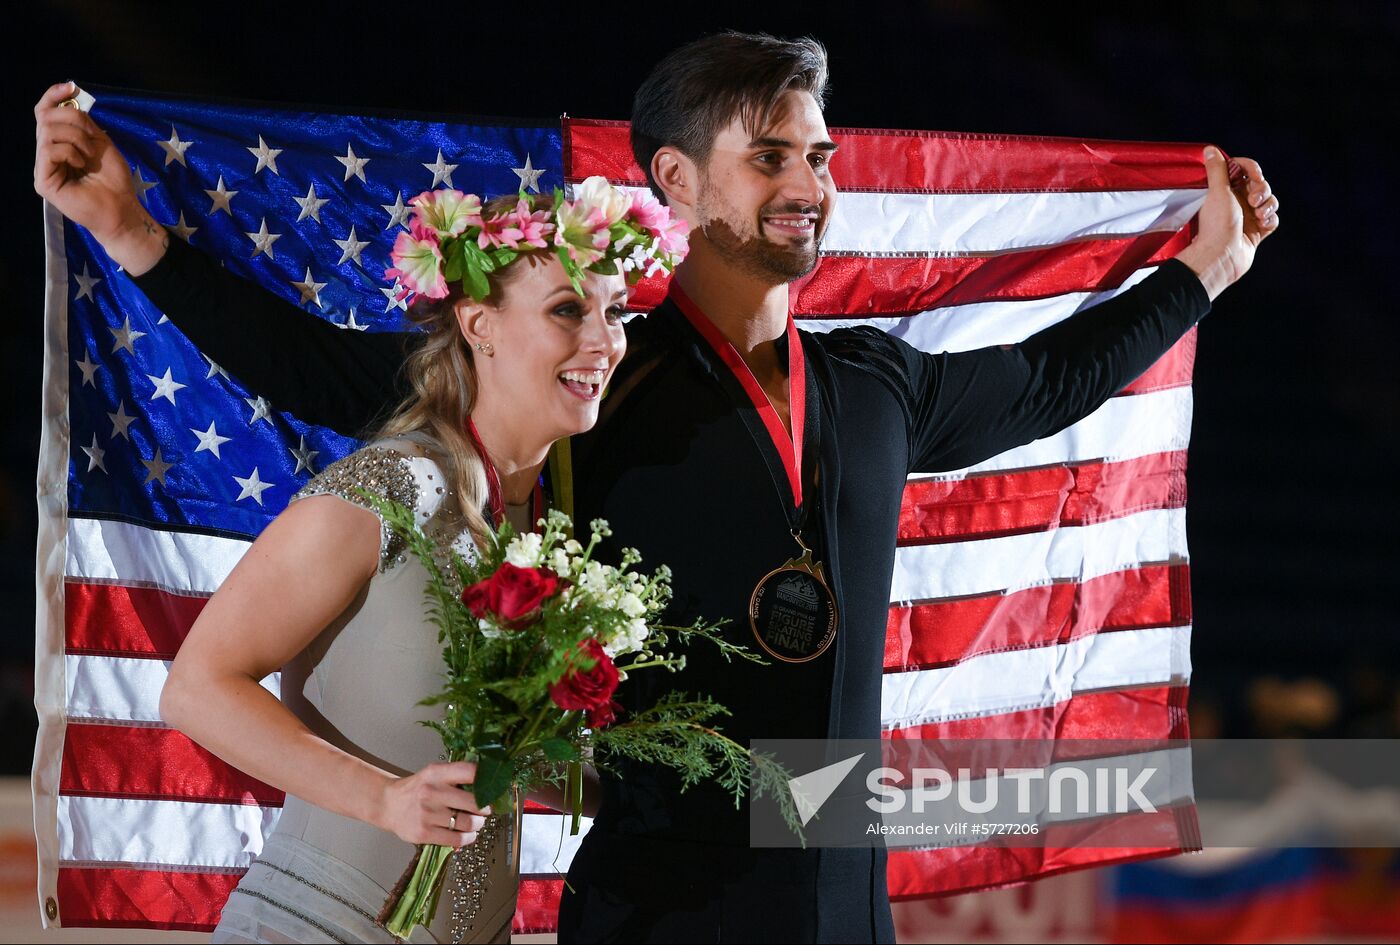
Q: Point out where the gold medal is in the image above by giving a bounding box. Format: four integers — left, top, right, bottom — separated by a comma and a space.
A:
749, 533, 838, 663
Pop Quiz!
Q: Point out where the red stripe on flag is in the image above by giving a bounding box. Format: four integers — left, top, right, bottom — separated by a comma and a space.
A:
515, 876, 566, 935
55, 865, 239, 931
792, 231, 1190, 316
885, 685, 1192, 742
564, 119, 1208, 194
65, 582, 206, 658
60, 723, 283, 806
898, 451, 1187, 546
885, 564, 1192, 672
623, 231, 1192, 316
1120, 329, 1195, 395
886, 805, 1201, 900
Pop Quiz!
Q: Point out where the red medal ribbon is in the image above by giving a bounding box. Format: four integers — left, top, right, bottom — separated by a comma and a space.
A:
467, 418, 547, 528
466, 417, 506, 526
670, 282, 807, 509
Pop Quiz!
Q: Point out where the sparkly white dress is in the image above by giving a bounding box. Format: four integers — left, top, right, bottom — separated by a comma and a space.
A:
211, 435, 517, 944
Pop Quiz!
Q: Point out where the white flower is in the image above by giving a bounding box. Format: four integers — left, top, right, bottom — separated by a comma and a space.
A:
504, 532, 544, 567
564, 539, 582, 555
618, 592, 646, 618
547, 548, 571, 576
573, 176, 631, 227
579, 560, 610, 596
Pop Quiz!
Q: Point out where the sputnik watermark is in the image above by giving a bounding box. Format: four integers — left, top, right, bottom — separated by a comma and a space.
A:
751, 738, 1195, 850
865, 765, 1158, 815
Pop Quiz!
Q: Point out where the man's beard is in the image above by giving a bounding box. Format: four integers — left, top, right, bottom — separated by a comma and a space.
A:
696, 184, 822, 284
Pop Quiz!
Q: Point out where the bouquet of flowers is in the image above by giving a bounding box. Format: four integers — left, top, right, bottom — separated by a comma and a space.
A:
360, 499, 800, 939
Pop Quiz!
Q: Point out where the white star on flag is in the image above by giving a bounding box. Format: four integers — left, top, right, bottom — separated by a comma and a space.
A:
333, 226, 370, 266
158, 126, 193, 166
337, 308, 367, 331
244, 396, 274, 426
290, 435, 320, 475
205, 175, 237, 216
169, 212, 199, 243
233, 467, 275, 505
190, 421, 232, 459
130, 166, 157, 202
248, 135, 282, 175
294, 184, 330, 223
147, 367, 187, 406
109, 317, 147, 355
74, 264, 101, 301
107, 402, 136, 441
202, 354, 231, 381
381, 191, 412, 231
291, 268, 327, 308
142, 448, 174, 486
423, 149, 458, 188
81, 434, 107, 474
380, 280, 408, 313
245, 218, 282, 259
74, 350, 99, 387
513, 154, 545, 193
336, 143, 370, 183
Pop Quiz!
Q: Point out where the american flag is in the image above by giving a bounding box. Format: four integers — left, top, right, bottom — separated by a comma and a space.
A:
36, 88, 1202, 934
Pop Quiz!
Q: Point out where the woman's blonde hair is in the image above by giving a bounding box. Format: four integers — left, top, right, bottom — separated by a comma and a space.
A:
375, 193, 554, 548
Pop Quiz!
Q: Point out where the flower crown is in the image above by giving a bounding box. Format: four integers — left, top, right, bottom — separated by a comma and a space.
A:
385, 176, 690, 305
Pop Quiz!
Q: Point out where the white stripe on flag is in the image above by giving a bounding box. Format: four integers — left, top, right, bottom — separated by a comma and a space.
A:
58, 795, 279, 870
799, 269, 1155, 348
891, 507, 1187, 604
818, 190, 1203, 255
65, 654, 280, 724
908, 386, 1193, 484
66, 517, 249, 595
881, 624, 1192, 730
622, 186, 1204, 255
520, 813, 594, 876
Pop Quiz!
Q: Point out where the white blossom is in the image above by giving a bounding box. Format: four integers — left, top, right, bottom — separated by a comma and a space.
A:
504, 531, 544, 567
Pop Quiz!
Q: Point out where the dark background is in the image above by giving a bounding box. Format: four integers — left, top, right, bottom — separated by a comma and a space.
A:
3, 1, 1397, 769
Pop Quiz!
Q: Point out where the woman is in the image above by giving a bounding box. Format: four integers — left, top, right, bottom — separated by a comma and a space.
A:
35, 85, 688, 943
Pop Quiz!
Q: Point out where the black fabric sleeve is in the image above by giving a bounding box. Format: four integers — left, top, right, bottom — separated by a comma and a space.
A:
131, 236, 416, 437
829, 258, 1211, 474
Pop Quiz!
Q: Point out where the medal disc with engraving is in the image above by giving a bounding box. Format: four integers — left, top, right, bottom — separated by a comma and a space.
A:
749, 563, 838, 663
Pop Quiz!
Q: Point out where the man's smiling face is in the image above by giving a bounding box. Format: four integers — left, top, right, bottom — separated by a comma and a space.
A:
692, 89, 839, 284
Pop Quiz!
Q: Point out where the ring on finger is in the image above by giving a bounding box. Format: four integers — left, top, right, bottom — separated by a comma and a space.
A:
448, 811, 457, 831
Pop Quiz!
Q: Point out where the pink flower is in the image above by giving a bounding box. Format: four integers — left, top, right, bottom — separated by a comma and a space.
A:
410, 189, 482, 239
628, 189, 671, 233
627, 190, 691, 263
476, 212, 509, 250
385, 220, 447, 300
653, 214, 691, 261
480, 201, 556, 251
553, 198, 612, 268
506, 199, 555, 249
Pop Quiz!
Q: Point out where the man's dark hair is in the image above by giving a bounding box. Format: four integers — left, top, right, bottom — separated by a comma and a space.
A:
631, 31, 830, 199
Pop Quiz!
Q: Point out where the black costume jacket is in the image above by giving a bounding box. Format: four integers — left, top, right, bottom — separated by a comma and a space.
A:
134, 238, 1209, 943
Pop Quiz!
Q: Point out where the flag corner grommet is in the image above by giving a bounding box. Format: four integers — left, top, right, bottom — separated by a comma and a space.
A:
46, 896, 58, 921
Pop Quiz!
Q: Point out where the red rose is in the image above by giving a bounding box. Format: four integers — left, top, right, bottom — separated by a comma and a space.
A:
586, 699, 622, 729
549, 639, 620, 719
461, 562, 559, 628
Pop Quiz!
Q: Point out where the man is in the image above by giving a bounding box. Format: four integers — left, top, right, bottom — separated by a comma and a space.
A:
34, 31, 1277, 944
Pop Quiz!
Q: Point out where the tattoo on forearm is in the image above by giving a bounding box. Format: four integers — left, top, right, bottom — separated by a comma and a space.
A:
141, 218, 170, 249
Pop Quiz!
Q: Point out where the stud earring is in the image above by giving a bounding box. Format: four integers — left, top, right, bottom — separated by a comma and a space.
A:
473, 342, 494, 355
